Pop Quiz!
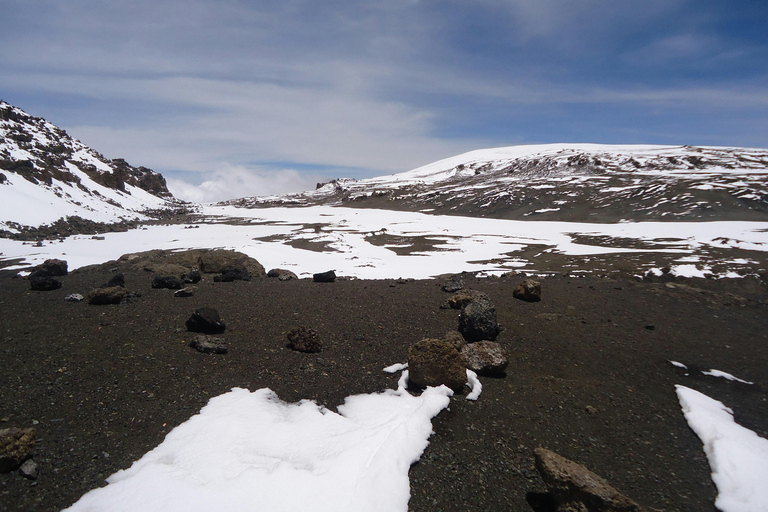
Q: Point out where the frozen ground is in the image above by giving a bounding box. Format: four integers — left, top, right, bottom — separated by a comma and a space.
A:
1, 205, 767, 279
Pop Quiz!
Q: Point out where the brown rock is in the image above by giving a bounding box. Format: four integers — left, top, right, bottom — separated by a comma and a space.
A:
0, 427, 35, 473
408, 338, 467, 391
267, 268, 298, 281
513, 279, 542, 302
87, 286, 128, 305
447, 289, 490, 309
461, 341, 508, 376
198, 249, 265, 277
189, 335, 228, 354
534, 448, 647, 512
287, 326, 322, 353
443, 330, 467, 350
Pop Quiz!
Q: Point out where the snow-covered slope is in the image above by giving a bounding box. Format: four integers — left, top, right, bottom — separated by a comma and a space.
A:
0, 101, 178, 235
231, 144, 768, 222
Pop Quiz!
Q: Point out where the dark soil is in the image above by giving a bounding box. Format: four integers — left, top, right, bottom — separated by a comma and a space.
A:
1, 266, 766, 511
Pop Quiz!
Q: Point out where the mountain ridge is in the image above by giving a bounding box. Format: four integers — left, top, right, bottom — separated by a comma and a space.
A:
0, 101, 180, 236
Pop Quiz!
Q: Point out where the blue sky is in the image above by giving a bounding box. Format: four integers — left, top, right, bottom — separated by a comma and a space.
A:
2, 0, 766, 201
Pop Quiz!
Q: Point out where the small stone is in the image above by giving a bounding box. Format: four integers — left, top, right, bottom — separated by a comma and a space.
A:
645, 324, 656, 331
64, 293, 84, 302
287, 326, 322, 353
19, 459, 38, 480
189, 335, 228, 354
174, 287, 195, 297
586, 405, 598, 415
313, 270, 336, 283
186, 307, 226, 334
513, 279, 542, 302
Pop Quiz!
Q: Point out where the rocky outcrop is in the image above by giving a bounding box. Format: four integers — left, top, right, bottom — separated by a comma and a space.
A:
461, 341, 508, 376
407, 338, 467, 391
186, 307, 226, 334
534, 448, 647, 512
458, 299, 500, 341
287, 326, 322, 353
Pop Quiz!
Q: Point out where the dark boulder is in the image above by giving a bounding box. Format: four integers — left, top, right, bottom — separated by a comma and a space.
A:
442, 276, 465, 293
461, 341, 508, 376
152, 275, 184, 289
189, 335, 228, 354
186, 307, 226, 334
87, 286, 128, 305
182, 270, 201, 284
197, 249, 265, 277
0, 427, 35, 473
213, 267, 251, 282
287, 326, 322, 353
458, 299, 500, 341
534, 448, 648, 512
30, 275, 62, 291
313, 270, 336, 283
407, 338, 467, 391
30, 258, 68, 277
513, 279, 542, 302
104, 273, 125, 288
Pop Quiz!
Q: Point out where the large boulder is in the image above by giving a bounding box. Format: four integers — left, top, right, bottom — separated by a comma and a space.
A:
113, 249, 265, 278
0, 427, 35, 473
407, 338, 467, 391
87, 286, 128, 305
513, 279, 542, 302
186, 307, 226, 334
461, 341, 508, 376
268, 268, 298, 281
313, 270, 336, 283
29, 259, 68, 278
534, 448, 648, 512
458, 299, 500, 341
197, 250, 265, 277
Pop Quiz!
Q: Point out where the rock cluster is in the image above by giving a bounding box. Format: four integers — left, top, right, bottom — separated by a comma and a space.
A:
28, 258, 68, 291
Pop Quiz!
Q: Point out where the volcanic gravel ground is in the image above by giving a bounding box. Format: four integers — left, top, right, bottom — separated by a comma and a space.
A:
1, 267, 767, 511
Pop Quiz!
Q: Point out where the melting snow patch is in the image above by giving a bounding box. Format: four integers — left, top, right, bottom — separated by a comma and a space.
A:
701, 369, 754, 385
466, 370, 482, 401
65, 385, 453, 512
669, 361, 688, 369
676, 386, 768, 512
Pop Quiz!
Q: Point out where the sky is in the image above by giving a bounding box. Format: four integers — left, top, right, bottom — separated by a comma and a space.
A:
1, 0, 767, 202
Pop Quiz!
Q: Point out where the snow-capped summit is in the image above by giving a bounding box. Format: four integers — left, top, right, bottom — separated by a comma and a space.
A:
230, 143, 768, 223
0, 101, 179, 235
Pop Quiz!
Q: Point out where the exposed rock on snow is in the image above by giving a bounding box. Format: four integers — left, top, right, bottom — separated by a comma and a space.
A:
534, 447, 647, 512
407, 338, 468, 391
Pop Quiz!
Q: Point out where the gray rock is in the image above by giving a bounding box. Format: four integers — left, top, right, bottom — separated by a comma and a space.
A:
87, 286, 128, 305
461, 341, 508, 376
64, 293, 84, 302
458, 299, 500, 341
189, 335, 228, 354
287, 326, 322, 353
442, 276, 465, 293
513, 279, 542, 302
19, 459, 38, 480
534, 447, 648, 512
407, 338, 467, 391
186, 307, 226, 334
0, 427, 35, 473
